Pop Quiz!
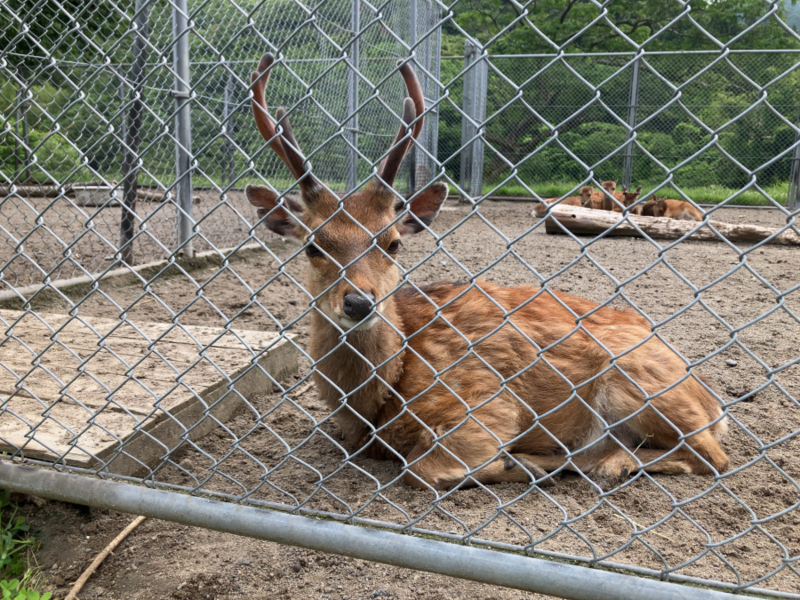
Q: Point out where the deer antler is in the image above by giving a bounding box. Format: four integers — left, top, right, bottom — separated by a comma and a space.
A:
251, 53, 316, 191
378, 60, 425, 187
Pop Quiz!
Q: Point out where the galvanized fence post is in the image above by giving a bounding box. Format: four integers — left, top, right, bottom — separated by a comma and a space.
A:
17, 65, 31, 183
788, 100, 800, 210
346, 0, 360, 193
460, 40, 487, 202
422, 6, 441, 190
622, 55, 640, 189
407, 0, 417, 194
119, 75, 127, 167
119, 0, 151, 265
459, 40, 476, 201
173, 0, 194, 257
223, 63, 235, 188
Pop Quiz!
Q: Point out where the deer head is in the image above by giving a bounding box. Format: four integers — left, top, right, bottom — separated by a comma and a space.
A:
579, 186, 594, 207
245, 53, 447, 331
601, 180, 616, 193
622, 185, 642, 207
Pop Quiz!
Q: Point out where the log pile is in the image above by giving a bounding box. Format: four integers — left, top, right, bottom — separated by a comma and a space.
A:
540, 205, 800, 247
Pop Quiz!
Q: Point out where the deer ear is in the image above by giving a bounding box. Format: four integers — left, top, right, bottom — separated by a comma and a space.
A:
246, 184, 303, 238
396, 182, 447, 236
636, 186, 642, 193
622, 185, 627, 193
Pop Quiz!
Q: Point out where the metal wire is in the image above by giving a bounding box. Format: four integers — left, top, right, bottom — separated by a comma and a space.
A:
1, 0, 800, 598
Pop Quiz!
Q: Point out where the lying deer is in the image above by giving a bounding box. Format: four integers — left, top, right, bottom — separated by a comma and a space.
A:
532, 193, 581, 218
246, 53, 729, 490
651, 196, 703, 221
580, 186, 603, 210
610, 185, 642, 213
638, 199, 656, 216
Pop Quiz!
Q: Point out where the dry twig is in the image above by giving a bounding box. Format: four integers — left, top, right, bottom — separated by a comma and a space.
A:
65, 515, 146, 600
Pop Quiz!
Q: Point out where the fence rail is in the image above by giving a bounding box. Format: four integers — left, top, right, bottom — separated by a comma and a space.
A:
1, 1, 800, 599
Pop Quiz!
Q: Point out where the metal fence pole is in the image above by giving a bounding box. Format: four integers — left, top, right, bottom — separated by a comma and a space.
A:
0, 463, 744, 600
407, 0, 417, 194
787, 100, 800, 210
119, 76, 127, 166
17, 65, 31, 183
223, 63, 234, 188
346, 0, 359, 193
419, 5, 441, 191
119, 0, 151, 265
622, 55, 640, 189
459, 40, 476, 201
173, 0, 194, 257
471, 50, 487, 199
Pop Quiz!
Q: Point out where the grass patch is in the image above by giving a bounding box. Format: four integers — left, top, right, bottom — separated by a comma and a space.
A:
0, 492, 49, 600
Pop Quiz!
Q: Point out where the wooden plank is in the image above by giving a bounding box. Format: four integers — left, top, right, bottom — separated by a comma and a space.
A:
541, 205, 800, 246
0, 310, 298, 475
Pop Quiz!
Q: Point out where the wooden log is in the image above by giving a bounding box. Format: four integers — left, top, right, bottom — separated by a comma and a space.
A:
0, 180, 117, 198
76, 190, 201, 206
542, 205, 800, 246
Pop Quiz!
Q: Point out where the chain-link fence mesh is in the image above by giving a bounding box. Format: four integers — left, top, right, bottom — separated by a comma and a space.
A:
1, 0, 800, 598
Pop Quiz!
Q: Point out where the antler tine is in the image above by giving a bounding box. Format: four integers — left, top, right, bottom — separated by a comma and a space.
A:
377, 60, 425, 187
251, 54, 293, 173
398, 60, 425, 141
251, 53, 315, 189
275, 107, 312, 175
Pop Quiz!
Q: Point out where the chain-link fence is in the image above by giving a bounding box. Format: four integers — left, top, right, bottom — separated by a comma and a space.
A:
1, 1, 800, 599
445, 48, 800, 204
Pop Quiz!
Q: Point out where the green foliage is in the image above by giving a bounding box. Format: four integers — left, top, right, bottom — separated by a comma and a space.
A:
0, 492, 35, 579
0, 578, 51, 600
0, 493, 48, 600
0, 129, 84, 184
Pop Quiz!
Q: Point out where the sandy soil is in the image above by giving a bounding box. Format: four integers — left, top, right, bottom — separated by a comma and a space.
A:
16, 200, 800, 599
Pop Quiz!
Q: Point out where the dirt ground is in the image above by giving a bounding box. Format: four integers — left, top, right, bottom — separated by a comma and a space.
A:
15, 200, 800, 599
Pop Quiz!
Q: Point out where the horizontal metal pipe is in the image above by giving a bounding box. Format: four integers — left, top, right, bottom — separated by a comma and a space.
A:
0, 462, 738, 600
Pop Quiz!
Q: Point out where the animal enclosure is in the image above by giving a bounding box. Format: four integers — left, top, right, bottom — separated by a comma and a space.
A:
1, 1, 800, 599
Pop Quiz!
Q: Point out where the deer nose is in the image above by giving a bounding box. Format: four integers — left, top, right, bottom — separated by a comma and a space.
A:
343, 292, 375, 322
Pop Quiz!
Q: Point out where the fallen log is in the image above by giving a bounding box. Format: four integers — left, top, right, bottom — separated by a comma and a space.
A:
541, 205, 800, 247
0, 180, 117, 198
75, 189, 201, 207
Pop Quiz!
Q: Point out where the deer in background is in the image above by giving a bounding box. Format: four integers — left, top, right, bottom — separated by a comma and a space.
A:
651, 196, 703, 221
532, 192, 582, 218
580, 185, 604, 210
246, 53, 729, 490
610, 185, 642, 213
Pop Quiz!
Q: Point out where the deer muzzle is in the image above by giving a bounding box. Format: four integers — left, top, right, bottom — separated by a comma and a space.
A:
343, 292, 375, 322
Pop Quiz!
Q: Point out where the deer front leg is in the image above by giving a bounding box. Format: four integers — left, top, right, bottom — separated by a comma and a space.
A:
401, 420, 559, 490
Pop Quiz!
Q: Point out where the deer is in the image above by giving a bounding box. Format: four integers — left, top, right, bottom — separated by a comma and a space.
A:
610, 185, 642, 213
651, 196, 703, 221
246, 53, 729, 491
532, 193, 582, 218
580, 186, 604, 210
638, 198, 656, 216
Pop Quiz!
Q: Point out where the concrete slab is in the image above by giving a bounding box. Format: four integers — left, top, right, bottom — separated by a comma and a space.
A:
0, 310, 298, 476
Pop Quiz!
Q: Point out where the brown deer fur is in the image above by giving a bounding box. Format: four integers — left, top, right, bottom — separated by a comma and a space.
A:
246, 53, 729, 491
638, 199, 656, 216
532, 194, 581, 218
580, 186, 605, 210
610, 185, 642, 213
652, 196, 703, 221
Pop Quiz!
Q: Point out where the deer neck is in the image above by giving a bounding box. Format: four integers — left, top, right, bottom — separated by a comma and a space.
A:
308, 295, 405, 448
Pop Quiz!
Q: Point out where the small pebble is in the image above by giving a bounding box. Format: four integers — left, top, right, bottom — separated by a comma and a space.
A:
51, 563, 59, 570
726, 359, 738, 367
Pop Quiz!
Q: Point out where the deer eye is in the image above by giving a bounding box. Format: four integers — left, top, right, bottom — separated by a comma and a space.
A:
386, 239, 402, 255
305, 244, 323, 258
